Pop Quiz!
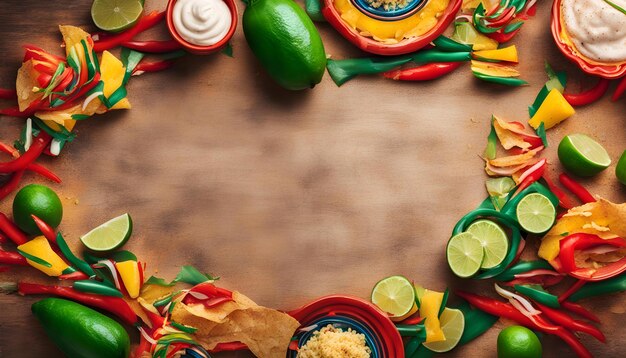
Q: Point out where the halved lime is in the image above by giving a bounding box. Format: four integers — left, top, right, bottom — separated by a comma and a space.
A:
466, 220, 509, 269
446, 232, 484, 278
516, 193, 555, 234
423, 308, 465, 353
558, 134, 611, 177
371, 276, 417, 320
80, 213, 133, 252
616, 150, 626, 185
451, 21, 498, 50
91, 0, 144, 33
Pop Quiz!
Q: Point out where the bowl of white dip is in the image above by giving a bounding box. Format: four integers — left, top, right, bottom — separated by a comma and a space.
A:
167, 0, 237, 54
552, 0, 626, 78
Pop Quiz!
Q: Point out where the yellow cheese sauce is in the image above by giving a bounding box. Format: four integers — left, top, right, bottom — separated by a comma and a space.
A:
334, 0, 450, 43
561, 0, 626, 64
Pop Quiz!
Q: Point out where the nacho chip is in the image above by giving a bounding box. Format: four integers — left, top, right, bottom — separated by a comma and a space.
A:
16, 60, 43, 111
539, 199, 626, 261
493, 116, 532, 151
487, 146, 543, 167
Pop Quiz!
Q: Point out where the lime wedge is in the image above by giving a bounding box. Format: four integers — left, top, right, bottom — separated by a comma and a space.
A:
423, 308, 465, 353
446, 232, 484, 278
80, 213, 133, 252
91, 0, 144, 33
516, 193, 555, 234
558, 134, 611, 177
616, 150, 626, 185
371, 276, 417, 321
466, 220, 509, 269
451, 21, 498, 51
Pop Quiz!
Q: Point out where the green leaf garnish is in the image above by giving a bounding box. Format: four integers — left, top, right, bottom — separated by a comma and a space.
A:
145, 276, 174, 287
174, 265, 218, 285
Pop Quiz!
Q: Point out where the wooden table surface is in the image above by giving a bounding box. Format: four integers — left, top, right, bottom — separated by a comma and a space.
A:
1, 0, 625, 357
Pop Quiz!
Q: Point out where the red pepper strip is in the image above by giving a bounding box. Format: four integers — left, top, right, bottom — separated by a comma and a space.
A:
0, 213, 28, 245
211, 342, 248, 353
0, 170, 25, 200
559, 279, 586, 303
133, 334, 151, 358
526, 3, 537, 16
487, 28, 521, 43
486, 7, 516, 28
506, 274, 564, 287
49, 72, 101, 111
512, 159, 546, 197
611, 76, 626, 101
0, 250, 28, 265
30, 215, 57, 244
18, 282, 137, 325
0, 88, 16, 100
0, 232, 7, 244
93, 11, 166, 52
561, 301, 601, 323
564, 79, 609, 106
0, 132, 51, 174
144, 308, 165, 328
134, 59, 176, 74
534, 303, 606, 342
382, 62, 463, 81
456, 291, 592, 358
58, 270, 90, 280
122, 40, 182, 53
399, 315, 424, 325
0, 141, 61, 183
559, 233, 626, 280
0, 96, 43, 118
542, 175, 573, 209
23, 45, 64, 63
559, 173, 595, 203
166, 343, 190, 358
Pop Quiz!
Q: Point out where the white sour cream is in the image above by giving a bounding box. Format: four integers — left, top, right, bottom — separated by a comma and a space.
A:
172, 0, 232, 46
562, 0, 626, 63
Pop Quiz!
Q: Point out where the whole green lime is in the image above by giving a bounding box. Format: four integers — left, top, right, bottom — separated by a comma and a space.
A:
616, 150, 626, 185
243, 0, 326, 90
497, 325, 542, 358
12, 184, 63, 235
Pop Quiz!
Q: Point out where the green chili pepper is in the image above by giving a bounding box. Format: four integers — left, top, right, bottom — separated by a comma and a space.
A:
412, 50, 472, 64
56, 233, 96, 278
536, 122, 548, 147
432, 36, 472, 53
504, 21, 525, 34
17, 249, 53, 268
170, 321, 198, 334
484, 119, 498, 160
439, 288, 449, 317
404, 336, 422, 357
569, 273, 626, 302
494, 260, 554, 281
473, 72, 528, 87
515, 284, 560, 308
73, 280, 123, 297
396, 323, 427, 338
453, 208, 521, 279
305, 0, 325, 22
455, 300, 498, 346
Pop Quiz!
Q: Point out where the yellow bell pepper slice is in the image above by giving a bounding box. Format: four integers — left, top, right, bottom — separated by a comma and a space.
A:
419, 289, 446, 343
116, 260, 141, 298
471, 60, 520, 78
473, 46, 519, 63
17, 236, 70, 276
528, 89, 575, 130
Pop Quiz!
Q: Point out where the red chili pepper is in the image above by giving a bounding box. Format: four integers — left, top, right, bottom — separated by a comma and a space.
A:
542, 175, 573, 209
0, 232, 7, 244
564, 79, 609, 106
513, 159, 546, 196
122, 40, 182, 53
0, 170, 25, 200
399, 315, 424, 325
559, 173, 595, 203
25, 163, 61, 183
0, 213, 28, 245
166, 343, 190, 358
18, 282, 137, 325
0, 132, 51, 174
134, 59, 176, 74
0, 88, 16, 100
456, 290, 592, 358
561, 301, 601, 323
612, 76, 626, 101
558, 279, 586, 303
133, 334, 151, 358
50, 72, 101, 111
487, 28, 521, 43
58, 270, 90, 280
0, 250, 28, 265
382, 62, 463, 81
30, 215, 57, 244
559, 233, 626, 280
93, 11, 166, 52
486, 7, 516, 28
534, 303, 605, 342
183, 282, 234, 307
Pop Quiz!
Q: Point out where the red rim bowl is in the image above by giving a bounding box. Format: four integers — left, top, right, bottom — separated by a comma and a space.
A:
551, 0, 626, 79
166, 0, 238, 55
321, 0, 462, 56
288, 295, 405, 358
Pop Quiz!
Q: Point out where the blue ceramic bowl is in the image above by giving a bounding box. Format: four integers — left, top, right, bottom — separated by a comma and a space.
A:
351, 0, 427, 21
288, 315, 382, 357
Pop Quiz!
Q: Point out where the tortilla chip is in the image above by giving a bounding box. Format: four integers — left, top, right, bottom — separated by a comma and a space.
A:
487, 146, 543, 168
170, 291, 300, 358
539, 199, 626, 261
16, 60, 43, 111
59, 25, 91, 58
493, 116, 532, 151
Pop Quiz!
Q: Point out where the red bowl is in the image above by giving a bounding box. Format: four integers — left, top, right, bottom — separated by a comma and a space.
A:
321, 0, 462, 56
166, 0, 238, 55
551, 0, 626, 79
288, 295, 405, 358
